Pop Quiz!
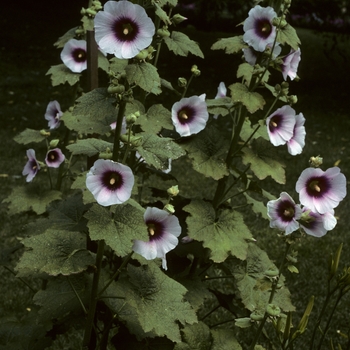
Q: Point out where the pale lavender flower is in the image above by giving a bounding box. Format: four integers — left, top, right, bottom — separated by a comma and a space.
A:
22, 149, 40, 182
267, 192, 302, 234
296, 167, 347, 214
282, 48, 301, 80
243, 5, 277, 52
266, 105, 296, 146
86, 159, 134, 206
132, 207, 181, 270
172, 94, 208, 136
287, 112, 306, 155
60, 39, 87, 73
45, 101, 63, 130
243, 42, 281, 65
299, 208, 328, 237
45, 148, 65, 168
94, 0, 155, 59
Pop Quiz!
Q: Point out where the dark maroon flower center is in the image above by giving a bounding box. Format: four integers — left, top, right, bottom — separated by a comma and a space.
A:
30, 160, 38, 171
47, 150, 58, 162
102, 171, 123, 191
178, 106, 195, 125
277, 200, 295, 222
306, 177, 329, 198
269, 114, 282, 131
72, 48, 87, 63
255, 18, 273, 39
146, 220, 163, 241
113, 18, 139, 42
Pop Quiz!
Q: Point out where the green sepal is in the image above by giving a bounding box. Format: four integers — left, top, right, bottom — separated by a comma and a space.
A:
46, 64, 81, 86
164, 31, 204, 58
229, 83, 265, 114
13, 128, 47, 144
66, 139, 113, 157
211, 35, 246, 54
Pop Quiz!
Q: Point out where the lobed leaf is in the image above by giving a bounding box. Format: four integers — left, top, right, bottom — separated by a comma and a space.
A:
206, 97, 233, 117
211, 329, 242, 350
211, 36, 246, 54
66, 139, 113, 157
176, 322, 211, 350
13, 128, 47, 145
46, 64, 81, 86
137, 104, 173, 134
240, 118, 269, 143
164, 31, 204, 58
277, 24, 301, 51
229, 83, 265, 114
54, 27, 78, 48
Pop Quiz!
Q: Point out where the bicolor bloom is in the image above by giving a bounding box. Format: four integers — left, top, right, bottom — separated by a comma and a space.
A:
60, 39, 87, 73
94, 0, 155, 59
172, 94, 208, 136
132, 207, 181, 270
266, 105, 296, 146
45, 148, 65, 168
282, 48, 301, 80
243, 5, 277, 52
45, 100, 63, 130
86, 159, 134, 206
267, 192, 302, 235
299, 208, 328, 237
213, 82, 227, 119
243, 42, 281, 66
296, 167, 347, 214
287, 112, 306, 155
22, 149, 40, 182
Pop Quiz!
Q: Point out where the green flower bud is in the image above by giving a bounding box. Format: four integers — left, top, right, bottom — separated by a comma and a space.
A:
126, 113, 138, 126
250, 311, 264, 321
40, 129, 50, 137
129, 136, 143, 147
86, 8, 97, 16
178, 77, 187, 88
191, 65, 201, 77
80, 7, 87, 15
164, 204, 175, 214
75, 28, 85, 35
120, 134, 129, 143
288, 95, 298, 105
309, 155, 323, 168
49, 139, 60, 148
171, 14, 188, 25
167, 185, 179, 197
264, 268, 279, 278
157, 28, 171, 38
107, 85, 125, 94
266, 304, 281, 317
135, 48, 149, 60
99, 152, 113, 159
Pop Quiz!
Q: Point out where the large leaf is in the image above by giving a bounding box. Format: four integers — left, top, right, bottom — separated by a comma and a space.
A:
240, 118, 269, 142
183, 200, 253, 262
211, 329, 242, 350
2, 185, 61, 215
229, 83, 265, 114
277, 24, 301, 51
102, 262, 197, 342
46, 64, 81, 86
241, 138, 286, 184
70, 171, 96, 205
13, 128, 47, 144
211, 36, 246, 54
237, 63, 270, 85
181, 127, 229, 180
164, 31, 204, 58
174, 322, 211, 350
233, 244, 295, 312
206, 97, 233, 117
137, 133, 185, 171
125, 62, 161, 95
85, 201, 147, 257
66, 139, 113, 157
137, 104, 173, 134
54, 27, 78, 48
16, 230, 95, 277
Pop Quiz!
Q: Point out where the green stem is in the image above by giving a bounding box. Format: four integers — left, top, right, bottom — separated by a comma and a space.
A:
181, 73, 194, 98
112, 100, 127, 162
82, 240, 105, 348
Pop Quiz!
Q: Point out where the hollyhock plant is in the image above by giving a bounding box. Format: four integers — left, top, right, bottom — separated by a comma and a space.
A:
60, 39, 87, 73
296, 167, 347, 214
45, 148, 65, 168
45, 100, 63, 130
172, 94, 208, 136
299, 208, 328, 237
22, 149, 40, 182
86, 159, 134, 206
132, 207, 181, 270
266, 105, 296, 146
267, 192, 302, 234
94, 0, 155, 59
243, 5, 277, 52
243, 42, 281, 66
287, 112, 306, 155
282, 48, 301, 80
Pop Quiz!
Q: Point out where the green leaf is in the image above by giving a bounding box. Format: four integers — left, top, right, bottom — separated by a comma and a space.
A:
277, 24, 301, 51
152, 0, 178, 7
102, 262, 197, 342
183, 200, 253, 262
237, 63, 254, 84
137, 104, 173, 134
206, 97, 233, 117
229, 83, 265, 114
211, 36, 246, 54
54, 27, 78, 48
137, 133, 185, 171
16, 230, 95, 277
240, 118, 269, 143
241, 138, 286, 184
70, 171, 95, 205
243, 192, 268, 220
13, 128, 47, 144
66, 139, 113, 157
126, 62, 161, 95
233, 244, 295, 312
98, 51, 110, 73
181, 127, 229, 180
46, 64, 81, 86
211, 329, 242, 350
177, 322, 212, 350
2, 185, 61, 215
85, 201, 147, 257
109, 57, 128, 74
82, 15, 93, 31
161, 78, 179, 94
155, 5, 171, 25
164, 31, 204, 58
264, 83, 288, 103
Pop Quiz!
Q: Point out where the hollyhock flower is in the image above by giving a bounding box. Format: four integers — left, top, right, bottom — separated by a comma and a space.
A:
266, 105, 296, 146
172, 94, 208, 136
132, 207, 181, 270
60, 39, 87, 73
22, 149, 40, 182
282, 48, 301, 80
94, 0, 155, 59
110, 117, 127, 134
299, 208, 328, 237
86, 159, 134, 206
243, 42, 281, 66
213, 82, 227, 119
45, 148, 65, 168
296, 167, 347, 214
267, 192, 302, 235
287, 112, 306, 155
45, 100, 63, 130
243, 5, 277, 52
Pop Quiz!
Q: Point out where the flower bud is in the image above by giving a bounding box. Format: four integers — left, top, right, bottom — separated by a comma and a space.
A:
86, 8, 97, 16
80, 7, 87, 15
178, 77, 187, 88
266, 304, 281, 317
135, 48, 149, 60
167, 185, 179, 197
157, 28, 171, 38
99, 151, 113, 159
191, 65, 201, 77
164, 203, 175, 214
49, 139, 60, 148
250, 311, 264, 321
75, 28, 85, 35
309, 155, 323, 168
107, 85, 125, 94
264, 268, 279, 278
129, 136, 143, 147
288, 95, 298, 105
171, 14, 188, 25
40, 129, 50, 137
126, 113, 138, 126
